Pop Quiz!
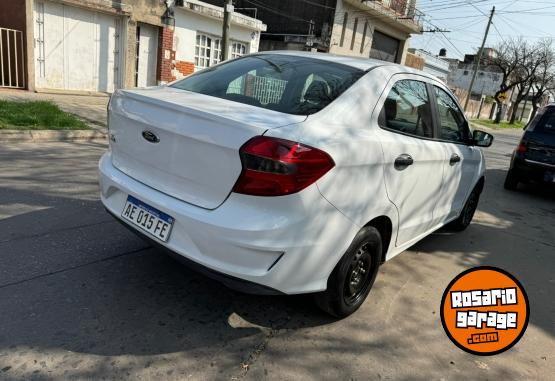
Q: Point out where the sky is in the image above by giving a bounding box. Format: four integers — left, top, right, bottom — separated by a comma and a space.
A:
410, 0, 555, 60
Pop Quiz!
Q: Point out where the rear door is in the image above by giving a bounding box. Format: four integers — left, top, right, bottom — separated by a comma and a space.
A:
377, 76, 445, 246
431, 86, 482, 222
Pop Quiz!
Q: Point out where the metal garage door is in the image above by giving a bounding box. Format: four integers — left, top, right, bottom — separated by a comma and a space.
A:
369, 31, 400, 63
34, 1, 123, 92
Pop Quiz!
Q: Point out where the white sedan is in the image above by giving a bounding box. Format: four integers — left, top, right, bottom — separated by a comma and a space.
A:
99, 52, 493, 317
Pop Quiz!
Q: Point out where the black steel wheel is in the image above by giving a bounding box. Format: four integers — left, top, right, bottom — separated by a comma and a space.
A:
448, 187, 481, 231
343, 243, 373, 306
315, 226, 382, 318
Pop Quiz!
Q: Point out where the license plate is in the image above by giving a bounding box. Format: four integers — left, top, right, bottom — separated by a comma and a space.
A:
121, 195, 174, 242
544, 170, 555, 183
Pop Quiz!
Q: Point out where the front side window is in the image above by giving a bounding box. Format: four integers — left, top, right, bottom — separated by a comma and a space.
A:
378, 80, 434, 138
434, 86, 470, 143
171, 54, 364, 115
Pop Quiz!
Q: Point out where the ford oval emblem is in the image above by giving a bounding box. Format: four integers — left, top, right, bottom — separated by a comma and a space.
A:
142, 130, 160, 143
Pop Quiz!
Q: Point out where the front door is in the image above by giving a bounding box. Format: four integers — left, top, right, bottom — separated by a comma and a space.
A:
136, 23, 158, 87
432, 86, 482, 222
377, 77, 445, 246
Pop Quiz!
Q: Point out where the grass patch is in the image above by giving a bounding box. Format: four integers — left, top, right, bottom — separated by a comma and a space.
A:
0, 100, 90, 130
471, 119, 525, 130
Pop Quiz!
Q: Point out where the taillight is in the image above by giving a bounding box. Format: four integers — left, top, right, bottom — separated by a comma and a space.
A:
516, 141, 527, 154
232, 136, 335, 196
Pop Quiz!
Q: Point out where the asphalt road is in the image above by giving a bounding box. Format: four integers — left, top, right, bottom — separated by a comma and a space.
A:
0, 129, 553, 381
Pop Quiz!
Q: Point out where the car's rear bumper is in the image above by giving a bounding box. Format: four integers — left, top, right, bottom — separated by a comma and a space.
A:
107, 208, 284, 295
98, 152, 359, 294
511, 155, 555, 183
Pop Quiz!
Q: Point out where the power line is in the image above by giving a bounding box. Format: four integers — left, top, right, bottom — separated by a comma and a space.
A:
464, 6, 495, 111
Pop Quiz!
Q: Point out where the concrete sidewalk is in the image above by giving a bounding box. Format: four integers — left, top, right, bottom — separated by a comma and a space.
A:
0, 89, 109, 128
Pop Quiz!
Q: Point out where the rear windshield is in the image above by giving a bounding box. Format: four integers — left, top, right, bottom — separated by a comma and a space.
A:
170, 54, 364, 115
536, 107, 555, 134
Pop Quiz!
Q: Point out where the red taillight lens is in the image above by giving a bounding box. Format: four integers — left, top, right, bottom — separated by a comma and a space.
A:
517, 141, 527, 154
232, 136, 335, 196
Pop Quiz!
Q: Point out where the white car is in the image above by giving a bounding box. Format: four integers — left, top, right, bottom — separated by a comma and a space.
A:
99, 52, 493, 317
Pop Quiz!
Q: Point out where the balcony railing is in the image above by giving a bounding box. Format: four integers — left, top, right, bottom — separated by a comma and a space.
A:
371, 0, 424, 25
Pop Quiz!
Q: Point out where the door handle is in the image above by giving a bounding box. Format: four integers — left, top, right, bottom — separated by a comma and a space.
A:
450, 154, 461, 165
394, 154, 414, 170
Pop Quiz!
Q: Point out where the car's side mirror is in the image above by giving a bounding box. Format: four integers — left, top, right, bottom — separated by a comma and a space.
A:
472, 130, 494, 147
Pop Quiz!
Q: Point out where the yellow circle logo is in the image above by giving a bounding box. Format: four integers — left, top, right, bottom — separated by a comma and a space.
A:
441, 267, 529, 355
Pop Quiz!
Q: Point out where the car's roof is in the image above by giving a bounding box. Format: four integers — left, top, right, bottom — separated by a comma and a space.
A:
250, 50, 435, 78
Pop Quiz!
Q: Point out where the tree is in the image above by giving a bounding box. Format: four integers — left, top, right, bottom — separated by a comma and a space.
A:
509, 39, 554, 124
529, 40, 555, 120
490, 39, 537, 123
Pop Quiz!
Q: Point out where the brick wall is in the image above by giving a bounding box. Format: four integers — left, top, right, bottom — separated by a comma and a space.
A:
157, 27, 176, 83
174, 61, 195, 77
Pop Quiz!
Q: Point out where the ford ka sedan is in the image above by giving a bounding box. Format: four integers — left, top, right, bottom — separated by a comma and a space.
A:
99, 52, 493, 317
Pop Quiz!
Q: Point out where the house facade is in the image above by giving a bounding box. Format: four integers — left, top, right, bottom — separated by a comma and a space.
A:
328, 0, 422, 64
0, 0, 265, 93
446, 49, 503, 97
203, 0, 423, 64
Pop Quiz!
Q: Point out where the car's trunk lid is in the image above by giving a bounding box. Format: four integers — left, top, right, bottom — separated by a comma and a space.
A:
109, 87, 306, 209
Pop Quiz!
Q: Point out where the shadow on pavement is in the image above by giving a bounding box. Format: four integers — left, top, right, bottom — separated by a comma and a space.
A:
0, 146, 553, 379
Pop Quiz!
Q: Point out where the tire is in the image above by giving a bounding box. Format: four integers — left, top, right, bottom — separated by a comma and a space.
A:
504, 169, 519, 191
447, 187, 481, 231
315, 226, 382, 318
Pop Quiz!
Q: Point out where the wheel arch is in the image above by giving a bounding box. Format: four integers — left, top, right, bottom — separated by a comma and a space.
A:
363, 216, 393, 263
475, 176, 485, 194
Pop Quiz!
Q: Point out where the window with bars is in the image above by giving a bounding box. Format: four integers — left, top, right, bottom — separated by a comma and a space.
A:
194, 33, 221, 69
231, 41, 247, 59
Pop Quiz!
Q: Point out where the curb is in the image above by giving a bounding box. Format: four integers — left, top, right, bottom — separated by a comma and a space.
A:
0, 129, 107, 143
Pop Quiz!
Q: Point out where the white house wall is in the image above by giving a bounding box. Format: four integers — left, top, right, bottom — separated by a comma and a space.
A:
448, 68, 502, 97
173, 7, 261, 79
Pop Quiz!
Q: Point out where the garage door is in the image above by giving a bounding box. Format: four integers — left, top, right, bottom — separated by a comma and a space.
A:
34, 1, 123, 92
369, 30, 400, 63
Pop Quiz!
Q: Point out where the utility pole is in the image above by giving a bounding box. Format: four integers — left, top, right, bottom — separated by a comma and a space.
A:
222, 0, 233, 61
464, 6, 495, 112
519, 84, 532, 121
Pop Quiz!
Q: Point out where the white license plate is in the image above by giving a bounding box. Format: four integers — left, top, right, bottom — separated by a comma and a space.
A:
121, 195, 174, 242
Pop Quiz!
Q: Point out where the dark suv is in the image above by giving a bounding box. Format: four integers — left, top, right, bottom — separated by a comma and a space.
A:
505, 104, 555, 190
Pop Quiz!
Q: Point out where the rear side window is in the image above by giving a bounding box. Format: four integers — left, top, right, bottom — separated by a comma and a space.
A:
536, 108, 555, 134
378, 80, 434, 138
170, 54, 364, 115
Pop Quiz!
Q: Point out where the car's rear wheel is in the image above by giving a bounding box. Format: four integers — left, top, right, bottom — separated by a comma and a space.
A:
315, 226, 381, 318
448, 187, 480, 231
504, 169, 519, 191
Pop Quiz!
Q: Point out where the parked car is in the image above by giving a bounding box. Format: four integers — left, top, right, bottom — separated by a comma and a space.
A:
505, 104, 555, 190
99, 52, 493, 317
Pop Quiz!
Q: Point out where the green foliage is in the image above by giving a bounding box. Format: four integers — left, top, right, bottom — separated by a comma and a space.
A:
472, 119, 525, 129
0, 100, 89, 130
